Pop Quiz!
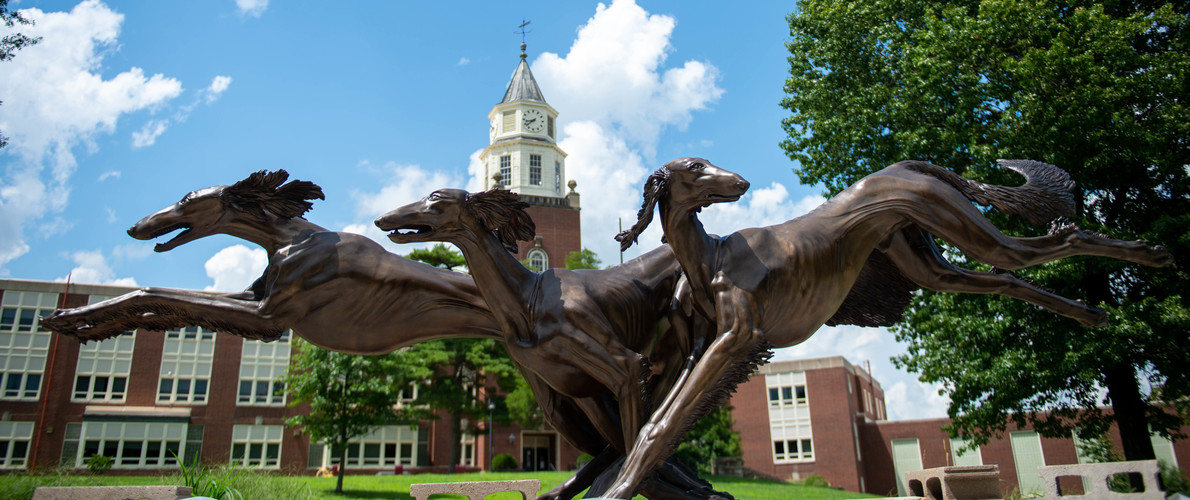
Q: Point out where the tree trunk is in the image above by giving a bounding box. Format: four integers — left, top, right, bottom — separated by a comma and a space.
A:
1104, 363, 1156, 461
336, 440, 347, 493
449, 411, 462, 474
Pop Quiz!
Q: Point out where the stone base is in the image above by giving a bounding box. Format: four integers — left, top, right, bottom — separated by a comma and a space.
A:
32, 485, 193, 500
410, 479, 541, 500
905, 465, 1002, 500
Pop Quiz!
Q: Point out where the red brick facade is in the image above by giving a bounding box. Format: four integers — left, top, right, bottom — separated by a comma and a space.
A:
730, 355, 1189, 496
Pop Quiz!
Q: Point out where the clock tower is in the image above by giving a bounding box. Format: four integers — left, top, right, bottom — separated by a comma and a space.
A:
479, 43, 580, 270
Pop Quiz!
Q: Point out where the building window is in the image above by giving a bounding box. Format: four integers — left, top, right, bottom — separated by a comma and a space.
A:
74, 295, 135, 402
158, 327, 215, 404
529, 155, 542, 185
460, 433, 475, 467
765, 371, 812, 464
773, 438, 813, 462
239, 331, 290, 406
527, 249, 548, 272
547, 116, 555, 138
767, 384, 807, 407
554, 162, 562, 194
399, 385, 418, 406
0, 421, 33, 468
74, 422, 187, 468
0, 291, 56, 401
230, 425, 282, 469
499, 155, 512, 187
317, 425, 419, 468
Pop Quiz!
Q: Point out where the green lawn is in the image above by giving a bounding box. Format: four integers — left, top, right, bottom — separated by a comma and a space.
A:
0, 469, 880, 500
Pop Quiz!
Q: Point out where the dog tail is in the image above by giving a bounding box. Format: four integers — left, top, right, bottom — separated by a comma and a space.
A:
897, 159, 1076, 226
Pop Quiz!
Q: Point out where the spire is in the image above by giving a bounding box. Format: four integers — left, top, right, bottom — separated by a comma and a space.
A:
500, 42, 547, 104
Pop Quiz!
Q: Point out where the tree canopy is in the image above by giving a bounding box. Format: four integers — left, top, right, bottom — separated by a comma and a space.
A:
782, 0, 1189, 460
1, 0, 41, 150
403, 244, 521, 471
281, 339, 430, 492
565, 248, 603, 270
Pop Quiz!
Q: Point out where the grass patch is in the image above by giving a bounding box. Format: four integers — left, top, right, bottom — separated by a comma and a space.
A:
0, 469, 878, 500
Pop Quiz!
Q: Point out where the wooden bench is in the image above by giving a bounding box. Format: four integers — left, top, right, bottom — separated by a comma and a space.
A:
409, 479, 541, 500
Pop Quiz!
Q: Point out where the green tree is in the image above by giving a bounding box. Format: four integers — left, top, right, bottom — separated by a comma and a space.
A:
672, 406, 742, 475
405, 243, 467, 271
281, 339, 429, 493
403, 245, 521, 472
782, 0, 1190, 460
1, 0, 42, 150
564, 248, 603, 270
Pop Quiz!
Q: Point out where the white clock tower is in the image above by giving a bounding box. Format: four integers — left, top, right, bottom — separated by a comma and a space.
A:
478, 42, 580, 271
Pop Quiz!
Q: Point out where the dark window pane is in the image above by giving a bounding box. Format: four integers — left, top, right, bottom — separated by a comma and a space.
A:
266, 444, 279, 460
782, 387, 793, 400
194, 379, 208, 397
18, 309, 35, 331
796, 385, 806, 400
802, 439, 812, 454
0, 308, 15, 329
83, 441, 99, 457
774, 441, 784, 454
232, 443, 245, 460
146, 441, 162, 463
159, 378, 173, 396
248, 443, 262, 460
239, 381, 251, 400
93, 376, 108, 394
121, 441, 143, 464
176, 379, 190, 397
10, 441, 27, 460
23, 374, 40, 396
74, 376, 90, 396
768, 388, 778, 401
112, 377, 126, 396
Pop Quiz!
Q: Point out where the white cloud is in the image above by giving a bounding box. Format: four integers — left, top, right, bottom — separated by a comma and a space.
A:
104, 206, 117, 223
533, 0, 723, 158
97, 170, 121, 182
349, 161, 463, 249
204, 75, 231, 103
504, 0, 724, 264
57, 249, 138, 287
131, 119, 169, 148
203, 244, 267, 292
457, 57, 471, 66
0, 0, 183, 272
234, 0, 268, 18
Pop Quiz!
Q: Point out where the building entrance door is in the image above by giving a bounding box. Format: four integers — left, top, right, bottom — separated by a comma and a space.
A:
521, 434, 554, 471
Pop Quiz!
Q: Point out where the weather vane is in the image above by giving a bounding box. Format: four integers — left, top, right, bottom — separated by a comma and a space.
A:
515, 20, 532, 44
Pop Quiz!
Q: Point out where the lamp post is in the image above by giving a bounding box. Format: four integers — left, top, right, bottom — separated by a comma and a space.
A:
487, 401, 495, 471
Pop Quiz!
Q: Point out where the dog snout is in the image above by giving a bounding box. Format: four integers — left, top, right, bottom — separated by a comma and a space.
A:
737, 179, 750, 192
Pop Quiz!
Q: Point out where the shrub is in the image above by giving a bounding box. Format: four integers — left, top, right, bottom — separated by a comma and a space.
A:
799, 475, 829, 488
85, 455, 112, 475
491, 453, 518, 471
575, 454, 594, 470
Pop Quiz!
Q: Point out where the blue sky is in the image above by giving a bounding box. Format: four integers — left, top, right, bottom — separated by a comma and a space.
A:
0, 0, 949, 420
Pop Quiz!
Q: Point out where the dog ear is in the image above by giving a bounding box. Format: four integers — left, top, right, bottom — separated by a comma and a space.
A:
615, 166, 669, 251
224, 170, 325, 220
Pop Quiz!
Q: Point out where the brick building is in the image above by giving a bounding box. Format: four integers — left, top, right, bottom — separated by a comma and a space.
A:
0, 278, 590, 474
729, 356, 1189, 497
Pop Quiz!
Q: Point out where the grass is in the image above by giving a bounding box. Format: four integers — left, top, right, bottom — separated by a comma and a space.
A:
0, 469, 880, 500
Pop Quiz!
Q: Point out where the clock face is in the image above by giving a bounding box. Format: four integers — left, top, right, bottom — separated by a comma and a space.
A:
523, 109, 545, 133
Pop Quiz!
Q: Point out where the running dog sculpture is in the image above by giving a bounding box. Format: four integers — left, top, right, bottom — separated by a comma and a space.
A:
41, 170, 722, 500
375, 189, 738, 499
600, 158, 1174, 499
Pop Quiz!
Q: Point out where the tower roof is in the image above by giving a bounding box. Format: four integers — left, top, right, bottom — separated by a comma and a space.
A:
500, 43, 547, 104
